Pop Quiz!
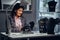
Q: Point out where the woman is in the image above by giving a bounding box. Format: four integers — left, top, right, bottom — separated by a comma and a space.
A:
6, 3, 26, 33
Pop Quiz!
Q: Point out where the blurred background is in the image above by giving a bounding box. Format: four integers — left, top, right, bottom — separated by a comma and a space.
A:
0, 0, 60, 34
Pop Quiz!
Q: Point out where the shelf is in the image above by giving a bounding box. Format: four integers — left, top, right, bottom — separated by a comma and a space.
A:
39, 11, 60, 13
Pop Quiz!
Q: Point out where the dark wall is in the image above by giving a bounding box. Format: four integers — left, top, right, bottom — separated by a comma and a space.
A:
0, 0, 2, 9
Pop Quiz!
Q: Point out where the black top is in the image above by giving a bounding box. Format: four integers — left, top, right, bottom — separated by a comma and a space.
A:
48, 1, 57, 12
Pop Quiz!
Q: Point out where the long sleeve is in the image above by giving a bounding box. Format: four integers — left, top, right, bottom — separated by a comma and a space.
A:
5, 15, 11, 34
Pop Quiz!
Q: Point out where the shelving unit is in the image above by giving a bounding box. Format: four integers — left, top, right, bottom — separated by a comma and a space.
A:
1, 0, 32, 12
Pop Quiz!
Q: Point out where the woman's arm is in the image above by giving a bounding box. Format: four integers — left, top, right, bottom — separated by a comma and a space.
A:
5, 15, 11, 34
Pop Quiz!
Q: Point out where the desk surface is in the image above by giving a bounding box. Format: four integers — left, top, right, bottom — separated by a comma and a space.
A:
1, 32, 60, 38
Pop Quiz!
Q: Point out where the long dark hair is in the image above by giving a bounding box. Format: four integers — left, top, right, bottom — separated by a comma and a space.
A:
11, 3, 24, 18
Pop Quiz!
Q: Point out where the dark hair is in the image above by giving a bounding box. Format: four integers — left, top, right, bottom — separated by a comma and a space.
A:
11, 3, 24, 18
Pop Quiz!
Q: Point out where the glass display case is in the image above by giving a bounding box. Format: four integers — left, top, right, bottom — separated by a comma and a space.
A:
36, 0, 60, 34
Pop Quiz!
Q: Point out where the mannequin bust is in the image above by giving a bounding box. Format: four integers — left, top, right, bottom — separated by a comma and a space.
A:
48, 0, 57, 12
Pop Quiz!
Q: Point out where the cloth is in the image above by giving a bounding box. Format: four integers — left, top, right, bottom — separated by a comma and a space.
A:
15, 17, 23, 31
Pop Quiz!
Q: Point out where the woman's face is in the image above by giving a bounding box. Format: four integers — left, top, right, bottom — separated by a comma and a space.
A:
16, 8, 23, 17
